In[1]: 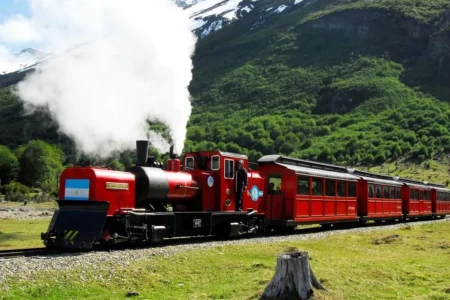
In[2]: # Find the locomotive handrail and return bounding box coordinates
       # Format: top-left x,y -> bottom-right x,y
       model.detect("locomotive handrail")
175,185 -> 200,190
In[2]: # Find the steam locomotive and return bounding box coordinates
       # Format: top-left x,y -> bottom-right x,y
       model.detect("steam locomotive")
41,140 -> 450,249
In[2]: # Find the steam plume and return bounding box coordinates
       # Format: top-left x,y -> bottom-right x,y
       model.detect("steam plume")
11,0 -> 197,156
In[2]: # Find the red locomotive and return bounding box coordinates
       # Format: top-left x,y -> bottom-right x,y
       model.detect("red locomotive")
41,141 -> 450,249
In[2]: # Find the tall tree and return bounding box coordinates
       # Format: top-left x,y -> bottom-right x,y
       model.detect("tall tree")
17,140 -> 64,192
0,145 -> 19,185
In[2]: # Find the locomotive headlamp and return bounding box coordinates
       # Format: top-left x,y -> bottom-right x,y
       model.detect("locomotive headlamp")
225,199 -> 231,207
226,189 -> 231,195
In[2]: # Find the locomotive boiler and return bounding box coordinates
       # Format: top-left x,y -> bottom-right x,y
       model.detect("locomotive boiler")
130,140 -> 199,207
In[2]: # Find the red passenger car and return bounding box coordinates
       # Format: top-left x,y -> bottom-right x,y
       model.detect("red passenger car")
400,179 -> 433,219
434,187 -> 450,217
258,155 -> 359,228
349,170 -> 403,221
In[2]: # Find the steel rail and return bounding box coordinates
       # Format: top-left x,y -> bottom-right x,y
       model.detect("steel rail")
0,247 -> 61,259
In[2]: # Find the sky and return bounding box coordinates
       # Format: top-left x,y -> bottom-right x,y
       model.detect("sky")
0,0 -> 32,53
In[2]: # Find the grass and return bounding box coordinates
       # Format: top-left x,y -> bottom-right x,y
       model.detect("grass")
369,158 -> 450,187
0,200 -> 57,208
0,219 -> 50,250
1,221 -> 449,299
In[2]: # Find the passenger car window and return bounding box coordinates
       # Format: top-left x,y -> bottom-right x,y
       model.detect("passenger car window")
269,175 -> 282,194
383,186 -> 389,198
368,184 -> 374,198
390,187 -> 396,199
338,181 -> 346,197
396,188 -> 401,199
348,182 -> 356,197
376,186 -> 382,198
311,178 -> 323,196
326,179 -> 336,196
297,176 -> 309,195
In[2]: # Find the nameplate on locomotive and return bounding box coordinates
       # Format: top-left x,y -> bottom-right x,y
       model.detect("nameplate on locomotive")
105,182 -> 129,190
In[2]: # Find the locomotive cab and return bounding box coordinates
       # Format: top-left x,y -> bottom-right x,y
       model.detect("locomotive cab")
183,151 -> 265,212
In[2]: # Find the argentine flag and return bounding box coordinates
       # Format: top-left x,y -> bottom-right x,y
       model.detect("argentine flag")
65,179 -> 90,200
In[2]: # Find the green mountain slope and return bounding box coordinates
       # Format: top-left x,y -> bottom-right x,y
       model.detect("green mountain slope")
186,0 -> 450,165
1,0 -> 450,175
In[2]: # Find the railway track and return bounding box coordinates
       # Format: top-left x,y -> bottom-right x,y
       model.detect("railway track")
1,216 -> 447,259
0,247 -> 62,259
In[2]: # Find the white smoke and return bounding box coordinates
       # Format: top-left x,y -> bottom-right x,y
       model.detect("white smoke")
9,0 -> 197,156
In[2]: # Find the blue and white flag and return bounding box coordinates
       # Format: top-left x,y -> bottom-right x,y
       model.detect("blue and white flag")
65,179 -> 90,200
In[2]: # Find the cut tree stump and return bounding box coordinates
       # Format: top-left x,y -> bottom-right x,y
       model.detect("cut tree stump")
260,250 -> 326,300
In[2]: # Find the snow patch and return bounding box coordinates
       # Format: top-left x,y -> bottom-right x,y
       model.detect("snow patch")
274,5 -> 288,13
201,20 -> 223,37
190,18 -> 208,30
241,6 -> 251,13
294,0 -> 304,4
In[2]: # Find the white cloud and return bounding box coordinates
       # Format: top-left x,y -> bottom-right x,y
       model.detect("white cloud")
0,14 -> 40,44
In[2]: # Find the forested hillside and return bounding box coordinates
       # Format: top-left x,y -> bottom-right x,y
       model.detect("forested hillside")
1,0 -> 450,192
186,0 -> 450,165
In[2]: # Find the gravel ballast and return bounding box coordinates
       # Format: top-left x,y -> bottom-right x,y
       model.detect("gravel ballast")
0,206 -> 55,220
0,217 -> 448,285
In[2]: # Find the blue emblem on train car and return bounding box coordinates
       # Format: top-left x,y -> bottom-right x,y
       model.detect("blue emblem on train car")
250,185 -> 263,202
65,179 -> 90,200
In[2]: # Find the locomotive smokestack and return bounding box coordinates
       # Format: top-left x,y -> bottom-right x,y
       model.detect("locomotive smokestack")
170,145 -> 175,159
136,140 -> 149,166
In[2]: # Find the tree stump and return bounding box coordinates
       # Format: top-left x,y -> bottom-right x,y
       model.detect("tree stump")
261,251 -> 326,300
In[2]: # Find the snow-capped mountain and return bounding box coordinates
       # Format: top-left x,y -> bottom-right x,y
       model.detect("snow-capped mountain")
175,0 -> 207,8
0,0 -> 306,76
0,48 -> 52,76
182,0 -> 306,38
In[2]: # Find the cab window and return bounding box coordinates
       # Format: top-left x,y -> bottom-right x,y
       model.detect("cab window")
224,159 -> 234,179
185,157 -> 194,170
211,156 -> 220,170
